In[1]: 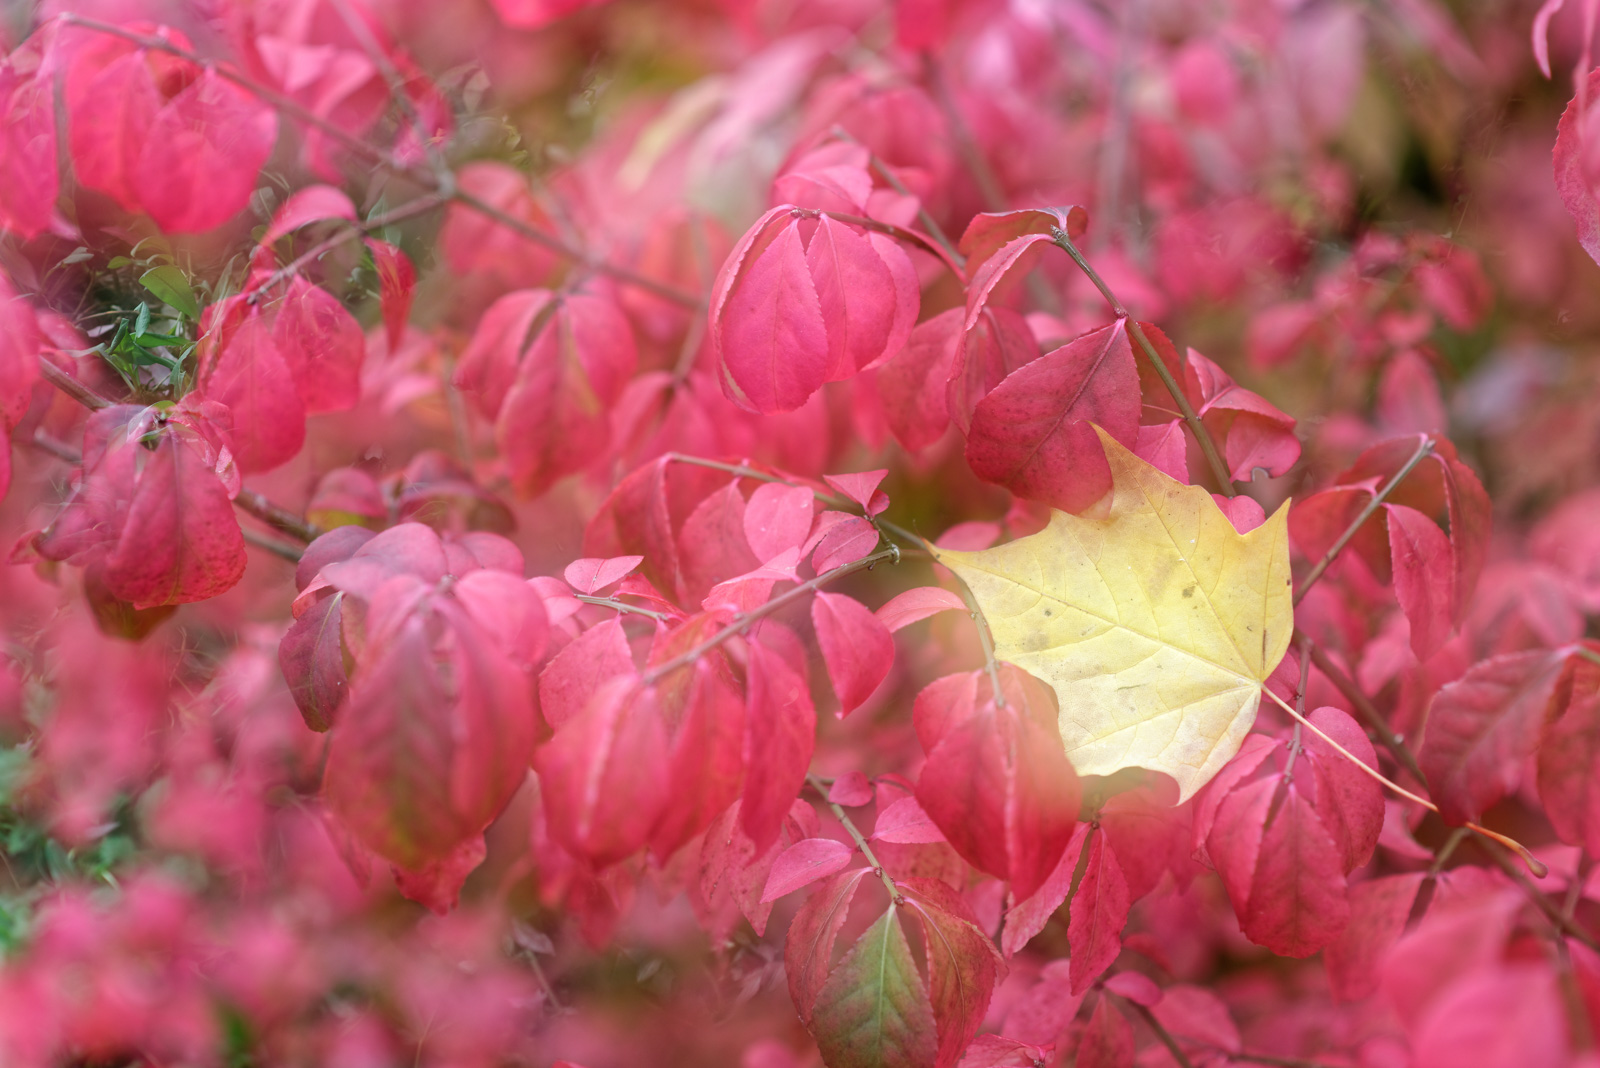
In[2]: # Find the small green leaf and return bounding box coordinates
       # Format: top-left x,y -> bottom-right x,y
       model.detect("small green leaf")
811,906 -> 938,1068
134,301 -> 151,337
140,265 -> 201,320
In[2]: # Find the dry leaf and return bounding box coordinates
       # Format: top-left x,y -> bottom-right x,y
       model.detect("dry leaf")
932,427 -> 1291,801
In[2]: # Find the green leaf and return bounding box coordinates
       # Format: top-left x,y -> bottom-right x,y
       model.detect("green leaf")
811,905 -> 938,1068
140,265 -> 201,320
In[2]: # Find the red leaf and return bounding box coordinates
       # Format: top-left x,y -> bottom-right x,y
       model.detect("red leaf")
537,617 -> 635,731
1184,350 -> 1301,481
0,46 -> 59,239
962,234 -> 1053,333
901,878 -> 1007,1068
1537,652 -> 1600,854
958,207 -> 1087,280
761,838 -> 856,902
1418,648 -> 1568,825
785,866 -> 872,1024
455,290 -> 557,418
1240,780 -> 1351,957
1303,706 -> 1385,874
699,799 -> 818,939
811,905 -> 939,1068
534,679 -> 669,868
365,238 -> 416,352
713,213 -> 830,414
133,70 -> 278,233
563,555 -> 644,594
273,278 -> 365,414
965,320 -> 1138,513
1148,985 -> 1240,1059
878,308 -> 961,450
955,1035 -> 1054,1068
1099,783 -> 1200,901
741,640 -> 817,853
1068,828 -> 1130,994
745,482 -> 816,561
1324,872 -> 1425,1001
677,481 -> 762,605
1386,502 -> 1456,659
824,469 -> 890,515
812,514 -> 881,573
915,666 -> 1080,900
261,185 -> 357,245
450,569 -> 550,671
1076,995 -> 1134,1068
829,771 -> 874,807
812,591 -> 894,716
1410,965 -> 1569,1068
1554,69 -> 1600,266
1103,972 -> 1161,1007
0,275 -> 40,433
807,214 -> 918,379
64,37 -> 160,215
1001,823 -> 1086,958
278,591 -> 349,731
877,587 -> 967,633
649,658 -> 746,861
874,797 -> 947,844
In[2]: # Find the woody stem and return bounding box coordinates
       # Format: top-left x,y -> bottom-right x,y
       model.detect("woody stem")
807,775 -> 901,903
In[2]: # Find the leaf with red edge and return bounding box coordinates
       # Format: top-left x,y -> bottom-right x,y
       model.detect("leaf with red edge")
914,666 -> 1080,901
273,278 -> 365,414
813,591 -> 894,716
1537,651 -> 1600,854
279,591 -> 349,731
1183,350 -> 1301,481
877,587 -> 967,633
741,639 -> 817,853
365,238 -> 416,352
962,235 -> 1053,333
878,308 -> 961,450
563,555 -> 644,594
1068,827 -> 1130,994
762,838 -> 857,902
958,207 -> 1088,280
900,878 -> 1006,1068
1554,69 -> 1600,266
811,905 -> 939,1068
534,679 -> 669,869
391,834 -> 487,915
1419,647 -> 1570,826
260,185 -> 357,245
947,308 -> 1041,436
1324,872 -> 1426,1001
1240,779 -> 1350,957
874,797 -> 946,844
745,482 -> 816,561
786,866 -> 873,1024
965,320 -> 1138,513
133,69 -> 278,233
538,617 -> 635,731
1002,823 -> 1087,958
1386,503 -> 1456,659
1303,706 -> 1385,874
1076,995 -> 1133,1068
713,213 -> 830,414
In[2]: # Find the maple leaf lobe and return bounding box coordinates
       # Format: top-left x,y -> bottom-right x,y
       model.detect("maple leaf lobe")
933,428 -> 1291,801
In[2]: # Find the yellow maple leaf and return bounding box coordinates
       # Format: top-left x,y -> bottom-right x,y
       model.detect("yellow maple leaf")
932,427 -> 1292,802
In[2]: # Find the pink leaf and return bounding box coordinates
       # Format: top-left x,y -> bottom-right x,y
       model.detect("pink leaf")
812,591 -> 894,716
1324,872 -> 1426,1001
1002,823 -> 1087,958
878,308 -> 961,451
1134,420 -> 1188,481
828,771 -> 873,807
741,640 -> 816,853
873,796 -> 947,844
900,878 -> 1007,1068
563,555 -> 644,594
1068,828 -> 1131,994
1241,781 -> 1351,957
713,214 -> 830,413
1304,706 -> 1385,874
811,515 -> 880,573
744,482 -> 816,561
260,185 -> 357,246
1537,652 -> 1600,854
1103,972 -> 1162,1007
876,586 -> 968,633
761,838 -> 856,902
538,617 -> 635,731
273,278 -> 365,414
0,49 -> 59,239
649,658 -> 746,861
1555,69 -> 1600,266
278,591 -> 349,731
391,834 -> 487,915
366,238 -> 416,352
1386,502 -> 1456,659
823,469 -> 890,515
1076,995 -> 1133,1068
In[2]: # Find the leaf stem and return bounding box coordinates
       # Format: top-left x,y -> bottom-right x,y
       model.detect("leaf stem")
812,210 -> 964,280
951,571 -> 1006,709
1294,434 -> 1434,605
241,527 -> 305,562
1477,837 -> 1597,951
249,193 -> 448,300
574,595 -> 674,622
1047,227 -> 1235,495
1262,687 -> 1549,878
639,548 -> 899,684
828,126 -> 965,269
1281,636 -> 1313,781
1117,996 -> 1196,1068
39,357 -> 111,410
234,489 -> 322,543
806,774 -> 900,904
1298,635 -> 1425,782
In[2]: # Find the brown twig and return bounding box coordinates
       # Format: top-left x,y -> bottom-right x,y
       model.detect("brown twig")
39,357 -> 111,411
573,595 -> 673,622
1294,434 -> 1434,604
1047,227 -> 1235,495
828,126 -> 965,269
233,489 -> 322,544
1299,635 -> 1426,783
241,527 -> 305,562
1479,838 -> 1599,952
1119,996 -> 1196,1068
806,774 -> 901,903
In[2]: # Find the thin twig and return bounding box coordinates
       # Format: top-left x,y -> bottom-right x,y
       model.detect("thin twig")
924,56 -> 1007,211
1300,635 -> 1425,782
1119,997 -> 1196,1068
814,209 -> 964,279
574,595 -> 673,622
1295,435 -> 1434,604
234,489 -> 322,544
806,775 -> 901,903
250,193 -> 447,300
829,126 -> 965,269
39,357 -> 112,410
1281,636 -> 1313,780
948,571 -> 1006,709
639,548 -> 898,684
28,429 -> 82,464
1478,838 -> 1598,952
1047,227 -> 1235,495
241,527 -> 305,562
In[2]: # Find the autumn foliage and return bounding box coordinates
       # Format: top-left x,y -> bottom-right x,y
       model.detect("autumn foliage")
4,0 -> 1600,1065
